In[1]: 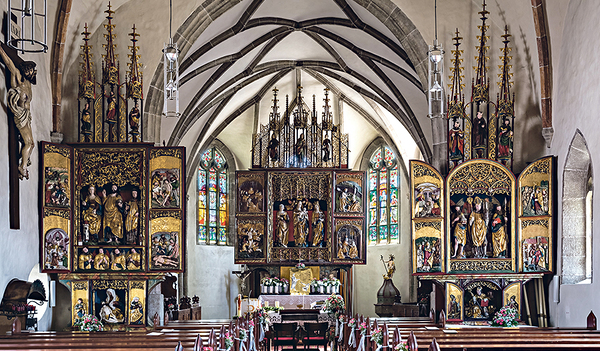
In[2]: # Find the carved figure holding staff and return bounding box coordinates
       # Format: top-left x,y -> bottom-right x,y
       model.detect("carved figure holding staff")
0,45 -> 37,180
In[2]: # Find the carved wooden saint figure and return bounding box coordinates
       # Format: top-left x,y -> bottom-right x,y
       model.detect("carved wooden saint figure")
276,204 -> 289,247
472,111 -> 487,158
497,118 -> 513,164
293,200 -> 309,247
490,204 -> 508,258
448,118 -> 464,167
451,206 -> 467,258
125,189 -> 140,244
469,197 -> 488,258
0,45 -> 36,179
81,102 -> 92,142
102,184 -> 124,243
311,202 -> 325,247
82,185 -> 102,242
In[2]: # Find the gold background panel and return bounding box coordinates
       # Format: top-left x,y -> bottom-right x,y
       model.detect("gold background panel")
44,152 -> 71,170
446,282 -> 463,320
71,281 -> 89,326
128,281 -> 146,325
150,216 -> 182,234
43,215 -> 69,234
150,156 -> 182,171
280,266 -> 320,295
413,175 -> 442,187
503,282 -> 521,317
519,219 -> 551,240
413,222 -> 443,240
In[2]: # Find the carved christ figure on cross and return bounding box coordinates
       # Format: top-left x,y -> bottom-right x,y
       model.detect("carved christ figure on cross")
0,44 -> 37,180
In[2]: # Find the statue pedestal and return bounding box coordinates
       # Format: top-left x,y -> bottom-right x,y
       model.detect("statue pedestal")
374,278 -> 401,317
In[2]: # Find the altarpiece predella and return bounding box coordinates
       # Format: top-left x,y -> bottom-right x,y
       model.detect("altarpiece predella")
411,2 -> 555,325
39,5 -> 185,329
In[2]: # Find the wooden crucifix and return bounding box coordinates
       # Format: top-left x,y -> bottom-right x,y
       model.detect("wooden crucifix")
0,42 -> 38,228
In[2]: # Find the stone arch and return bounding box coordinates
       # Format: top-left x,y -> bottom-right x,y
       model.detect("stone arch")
143,0 -> 429,159
562,130 -> 593,284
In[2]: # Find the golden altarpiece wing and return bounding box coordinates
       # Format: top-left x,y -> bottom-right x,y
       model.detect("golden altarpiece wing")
235,87 -> 365,308
411,2 -> 555,324
39,5 -> 185,329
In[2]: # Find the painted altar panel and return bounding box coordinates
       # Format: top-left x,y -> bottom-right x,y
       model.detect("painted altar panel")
410,161 -> 444,273
71,280 -> 89,326
40,143 -> 73,272
127,281 -> 146,326
503,282 -> 522,320
236,217 -> 267,263
518,156 -> 554,273
237,171 -> 266,214
446,159 -> 516,273
267,171 -> 333,264
148,147 -> 185,273
446,282 -> 463,321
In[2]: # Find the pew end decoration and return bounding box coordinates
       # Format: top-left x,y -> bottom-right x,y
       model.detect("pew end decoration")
322,294 -> 345,315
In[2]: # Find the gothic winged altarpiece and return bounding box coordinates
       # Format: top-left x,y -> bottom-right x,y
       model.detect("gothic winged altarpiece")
40,5 -> 185,329
235,86 -> 364,309
411,1 -> 555,324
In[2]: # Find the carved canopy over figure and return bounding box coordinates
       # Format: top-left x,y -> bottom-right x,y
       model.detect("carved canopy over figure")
0,44 -> 37,180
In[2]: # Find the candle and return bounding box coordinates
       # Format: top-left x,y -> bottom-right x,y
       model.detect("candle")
265,301 -> 269,307
275,301 -> 280,307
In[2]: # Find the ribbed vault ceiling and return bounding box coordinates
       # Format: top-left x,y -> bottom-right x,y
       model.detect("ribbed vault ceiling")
162,0 -> 430,172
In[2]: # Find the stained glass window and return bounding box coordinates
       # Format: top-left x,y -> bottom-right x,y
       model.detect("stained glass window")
368,146 -> 399,244
198,148 -> 228,245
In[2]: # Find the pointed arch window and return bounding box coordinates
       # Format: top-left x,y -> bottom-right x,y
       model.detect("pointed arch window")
198,148 -> 228,245
368,146 -> 399,244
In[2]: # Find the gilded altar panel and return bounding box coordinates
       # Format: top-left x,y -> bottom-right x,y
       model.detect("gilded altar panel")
333,218 -> 365,264
446,282 -> 463,321
41,142 -> 73,273
413,219 -> 443,273
149,148 -> 184,210
518,157 -> 554,273
503,282 -> 521,320
446,159 -> 516,273
266,171 -> 333,264
92,280 -> 129,327
334,171 -> 365,216
149,212 -> 183,272
127,281 -> 146,326
73,146 -> 147,261
410,161 -> 444,273
71,280 -> 89,326
280,266 -> 319,295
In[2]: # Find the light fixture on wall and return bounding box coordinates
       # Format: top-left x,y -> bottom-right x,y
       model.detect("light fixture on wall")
6,0 -> 48,53
428,0 -> 444,118
163,0 -> 180,117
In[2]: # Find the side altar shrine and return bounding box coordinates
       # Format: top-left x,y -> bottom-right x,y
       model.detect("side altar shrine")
411,2 -> 555,325
234,86 -> 365,315
39,6 -> 185,329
